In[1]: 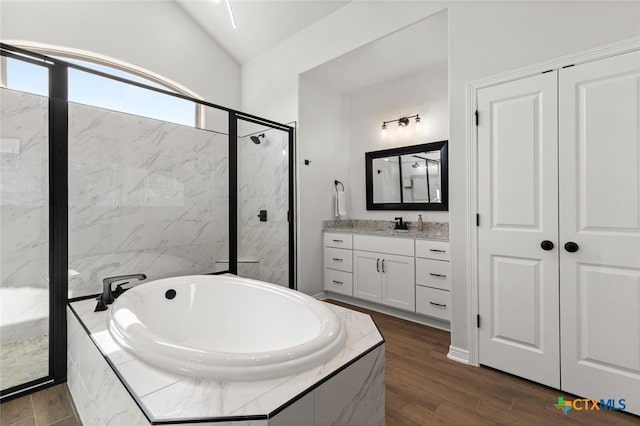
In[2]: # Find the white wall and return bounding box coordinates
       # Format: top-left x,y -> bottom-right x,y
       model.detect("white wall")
243,1 -> 640,352
298,75 -> 349,297
346,62 -> 449,222
0,0 -> 240,109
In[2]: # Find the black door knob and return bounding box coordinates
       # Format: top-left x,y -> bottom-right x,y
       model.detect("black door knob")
540,240 -> 554,251
564,242 -> 579,253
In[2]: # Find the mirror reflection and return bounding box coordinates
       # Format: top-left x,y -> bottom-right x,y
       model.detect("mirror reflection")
400,151 -> 442,203
366,141 -> 448,211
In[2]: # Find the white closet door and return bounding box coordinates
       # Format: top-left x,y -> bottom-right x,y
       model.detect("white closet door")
477,72 -> 560,388
559,50 -> 640,415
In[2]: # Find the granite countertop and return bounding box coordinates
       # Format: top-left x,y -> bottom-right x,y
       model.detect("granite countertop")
323,219 -> 449,241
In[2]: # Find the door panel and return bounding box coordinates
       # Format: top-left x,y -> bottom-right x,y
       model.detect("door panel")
491,255 -> 541,350
381,254 -> 415,312
353,250 -> 382,303
578,265 -> 640,372
478,72 -> 560,388
560,50 -> 640,415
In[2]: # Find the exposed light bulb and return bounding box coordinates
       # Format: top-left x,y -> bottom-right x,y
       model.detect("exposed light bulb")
381,123 -> 387,139
415,115 -> 422,133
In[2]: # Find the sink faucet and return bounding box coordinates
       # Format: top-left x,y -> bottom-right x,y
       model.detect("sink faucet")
394,217 -> 408,230
95,274 -> 146,312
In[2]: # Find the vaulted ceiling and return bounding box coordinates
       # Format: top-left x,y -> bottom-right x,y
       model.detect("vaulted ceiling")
176,0 -> 351,64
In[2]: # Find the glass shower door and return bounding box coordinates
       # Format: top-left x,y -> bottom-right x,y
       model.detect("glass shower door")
236,117 -> 293,288
0,59 -> 50,392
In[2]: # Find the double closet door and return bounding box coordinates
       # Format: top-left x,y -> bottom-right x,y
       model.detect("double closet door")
477,50 -> 640,415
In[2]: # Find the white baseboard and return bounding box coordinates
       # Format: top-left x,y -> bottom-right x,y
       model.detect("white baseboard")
312,291 -> 328,300
325,292 -> 451,332
447,345 -> 471,365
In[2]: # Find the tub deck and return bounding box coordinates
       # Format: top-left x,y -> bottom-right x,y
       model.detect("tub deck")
67,297 -> 384,425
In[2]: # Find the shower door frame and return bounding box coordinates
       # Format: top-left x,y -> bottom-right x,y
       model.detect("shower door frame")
0,43 -> 296,402
230,113 -> 296,290
0,48 -> 69,401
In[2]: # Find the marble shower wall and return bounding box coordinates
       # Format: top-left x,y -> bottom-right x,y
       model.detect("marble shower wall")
0,89 -> 49,290
238,129 -> 289,287
68,103 -> 227,298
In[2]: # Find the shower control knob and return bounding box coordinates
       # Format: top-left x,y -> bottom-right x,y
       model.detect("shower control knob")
540,240 -> 554,251
564,241 -> 579,253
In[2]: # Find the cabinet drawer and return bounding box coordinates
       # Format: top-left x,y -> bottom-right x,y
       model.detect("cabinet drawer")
416,258 -> 451,291
353,234 -> 414,256
324,247 -> 353,272
415,239 -> 450,260
324,232 -> 353,249
324,269 -> 353,296
416,286 -> 451,321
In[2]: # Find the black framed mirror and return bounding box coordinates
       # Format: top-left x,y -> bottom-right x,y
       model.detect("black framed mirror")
365,141 -> 448,211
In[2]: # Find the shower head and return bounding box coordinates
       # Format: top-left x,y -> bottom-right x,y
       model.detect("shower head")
250,133 -> 265,144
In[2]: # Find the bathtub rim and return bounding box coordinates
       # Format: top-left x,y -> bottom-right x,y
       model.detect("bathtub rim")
107,274 -> 348,381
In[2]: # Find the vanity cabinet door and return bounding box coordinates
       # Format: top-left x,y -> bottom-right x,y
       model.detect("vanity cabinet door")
381,254 -> 415,311
353,250 -> 382,303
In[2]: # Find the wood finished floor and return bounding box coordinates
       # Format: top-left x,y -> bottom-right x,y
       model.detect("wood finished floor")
329,300 -> 639,426
1,384 -> 80,426
3,304 -> 639,426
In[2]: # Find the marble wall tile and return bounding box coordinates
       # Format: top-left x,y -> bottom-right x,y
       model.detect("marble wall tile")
268,391 -> 314,426
237,128 -> 289,287
67,103 -> 227,297
67,308 -> 148,426
0,89 -> 49,290
314,346 -> 385,426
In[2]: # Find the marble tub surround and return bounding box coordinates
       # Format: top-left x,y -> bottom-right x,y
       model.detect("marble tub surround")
67,103 -> 228,298
323,219 -> 449,239
67,297 -> 384,424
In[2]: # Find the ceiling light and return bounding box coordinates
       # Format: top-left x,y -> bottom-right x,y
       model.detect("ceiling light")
225,0 -> 237,29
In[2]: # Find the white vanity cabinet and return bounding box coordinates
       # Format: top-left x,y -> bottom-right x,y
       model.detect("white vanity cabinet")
323,230 -> 450,324
323,232 -> 354,296
414,239 -> 451,321
353,235 -> 415,312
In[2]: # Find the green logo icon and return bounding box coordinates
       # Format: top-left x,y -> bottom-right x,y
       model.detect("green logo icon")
554,397 -> 572,415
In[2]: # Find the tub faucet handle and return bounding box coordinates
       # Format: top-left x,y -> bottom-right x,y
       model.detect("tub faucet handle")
95,273 -> 147,312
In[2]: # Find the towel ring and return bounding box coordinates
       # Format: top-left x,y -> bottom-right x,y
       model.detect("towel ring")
334,180 -> 345,192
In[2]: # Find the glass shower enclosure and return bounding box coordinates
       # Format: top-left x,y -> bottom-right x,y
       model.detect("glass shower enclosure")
0,43 -> 295,401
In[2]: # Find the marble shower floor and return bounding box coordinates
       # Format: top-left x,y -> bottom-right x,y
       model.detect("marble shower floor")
0,335 -> 49,390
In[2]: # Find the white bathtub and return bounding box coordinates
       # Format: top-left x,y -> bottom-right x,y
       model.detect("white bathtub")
108,275 -> 346,380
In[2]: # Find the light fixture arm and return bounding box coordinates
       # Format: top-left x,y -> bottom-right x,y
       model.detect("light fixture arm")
381,114 -> 420,126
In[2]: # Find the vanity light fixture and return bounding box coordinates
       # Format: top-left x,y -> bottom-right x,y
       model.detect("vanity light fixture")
380,114 -> 421,138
